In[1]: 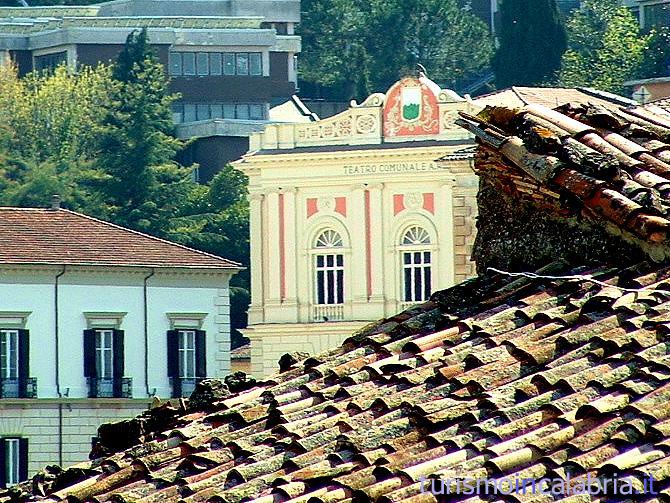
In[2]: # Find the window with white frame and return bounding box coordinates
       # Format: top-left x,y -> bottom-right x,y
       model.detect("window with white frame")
4,438 -> 19,486
178,330 -> 196,379
400,226 -> 432,303
314,230 -> 344,305
1,437 -> 27,488
95,330 -> 114,380
0,330 -> 18,381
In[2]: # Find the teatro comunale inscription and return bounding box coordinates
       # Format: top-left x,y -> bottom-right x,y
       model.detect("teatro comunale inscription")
343,161 -> 445,176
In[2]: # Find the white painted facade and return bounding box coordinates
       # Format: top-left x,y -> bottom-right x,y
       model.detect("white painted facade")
0,264 -> 235,477
236,77 -> 480,377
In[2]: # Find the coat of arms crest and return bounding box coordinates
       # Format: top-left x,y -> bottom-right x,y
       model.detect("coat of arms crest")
401,86 -> 422,122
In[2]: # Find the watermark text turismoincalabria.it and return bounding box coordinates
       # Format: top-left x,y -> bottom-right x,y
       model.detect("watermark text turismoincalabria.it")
419,473 -> 658,497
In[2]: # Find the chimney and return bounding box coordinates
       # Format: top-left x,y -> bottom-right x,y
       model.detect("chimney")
50,194 -> 61,211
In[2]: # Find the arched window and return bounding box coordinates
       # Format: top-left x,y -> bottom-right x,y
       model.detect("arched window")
400,226 -> 432,302
313,230 -> 344,305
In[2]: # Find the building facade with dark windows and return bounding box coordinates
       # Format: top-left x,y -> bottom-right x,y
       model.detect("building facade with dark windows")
0,0 -> 301,181
0,202 -> 240,481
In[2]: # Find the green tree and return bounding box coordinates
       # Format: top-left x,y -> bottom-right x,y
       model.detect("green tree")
95,28 -> 187,234
299,0 -> 369,100
493,0 -> 567,88
168,165 -> 251,347
299,0 -> 493,100
0,62 -> 112,213
0,63 -> 112,166
639,27 -> 670,79
558,0 -> 649,94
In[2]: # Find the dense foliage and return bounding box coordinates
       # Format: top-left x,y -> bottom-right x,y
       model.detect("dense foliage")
0,30 -> 250,347
557,0 -> 648,94
493,0 -> 567,88
299,0 -> 494,100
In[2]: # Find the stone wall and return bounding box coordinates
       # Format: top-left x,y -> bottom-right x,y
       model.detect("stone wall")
452,193 -> 478,283
473,175 -> 646,274
0,401 -> 150,476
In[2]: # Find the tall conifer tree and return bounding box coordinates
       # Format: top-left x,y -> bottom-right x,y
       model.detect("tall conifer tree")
493,0 -> 567,88
95,28 -> 184,233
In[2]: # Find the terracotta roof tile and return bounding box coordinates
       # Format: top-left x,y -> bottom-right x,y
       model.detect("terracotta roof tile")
0,208 -> 240,269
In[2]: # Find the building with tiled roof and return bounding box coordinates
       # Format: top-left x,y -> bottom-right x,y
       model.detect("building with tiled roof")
9,95 -> 670,500
0,201 -> 241,482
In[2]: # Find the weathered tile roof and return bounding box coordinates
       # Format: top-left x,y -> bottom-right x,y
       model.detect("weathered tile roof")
459,102 -> 670,261
472,86 -> 636,111
5,260 -> 670,502
0,208 -> 240,269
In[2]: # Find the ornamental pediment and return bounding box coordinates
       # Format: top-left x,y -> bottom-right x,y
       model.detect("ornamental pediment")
249,76 -> 477,151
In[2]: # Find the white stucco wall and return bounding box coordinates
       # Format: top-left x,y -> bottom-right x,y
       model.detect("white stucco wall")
0,266 -> 233,399
0,264 -> 235,475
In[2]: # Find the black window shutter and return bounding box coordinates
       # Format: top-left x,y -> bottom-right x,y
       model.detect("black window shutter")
112,330 -> 124,398
167,330 -> 180,398
83,330 -> 97,378
0,439 -> 6,488
17,330 -> 29,398
18,438 -> 28,482
166,330 -> 179,378
195,330 -> 206,378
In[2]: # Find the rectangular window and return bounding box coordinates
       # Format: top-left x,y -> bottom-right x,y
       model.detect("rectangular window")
182,52 -> 196,76
249,52 -> 262,75
0,330 -> 18,380
3,438 -> 19,486
644,4 -> 670,29
168,52 -> 182,76
223,104 -> 236,118
236,53 -> 249,75
95,330 -> 114,380
171,103 -> 184,123
210,104 -> 224,119
168,329 -> 206,398
1,437 -> 27,488
315,254 -> 344,305
178,330 -> 196,379
236,104 -> 250,119
223,53 -> 236,75
0,330 -> 29,398
84,329 -> 125,398
196,52 -> 209,76
402,251 -> 432,302
196,104 -> 210,121
209,52 -> 222,75
249,104 -> 264,120
183,104 -> 197,122
34,51 -> 67,72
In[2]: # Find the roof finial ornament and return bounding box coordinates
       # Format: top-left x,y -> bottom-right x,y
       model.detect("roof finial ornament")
50,194 -> 61,211
417,63 -> 428,78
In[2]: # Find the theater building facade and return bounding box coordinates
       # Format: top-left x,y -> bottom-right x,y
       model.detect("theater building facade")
235,76 -> 480,376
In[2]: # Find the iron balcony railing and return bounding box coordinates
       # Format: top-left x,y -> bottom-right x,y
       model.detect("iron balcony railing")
87,377 -> 133,398
0,377 -> 37,398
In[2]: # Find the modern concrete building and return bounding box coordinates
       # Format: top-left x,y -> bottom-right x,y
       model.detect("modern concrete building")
0,0 -> 301,180
623,0 -> 670,29
0,201 -> 240,482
